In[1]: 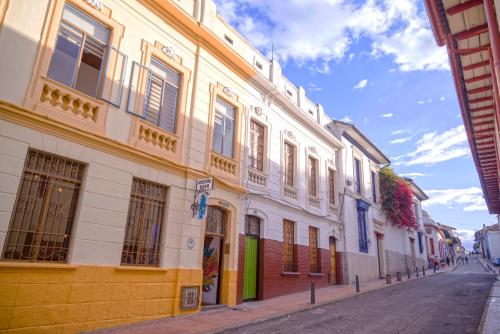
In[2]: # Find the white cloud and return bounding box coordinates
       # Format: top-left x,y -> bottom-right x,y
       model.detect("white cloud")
389,135 -> 413,144
353,79 -> 369,90
340,115 -> 353,123
381,113 -> 393,118
399,172 -> 426,178
417,100 -> 425,104
395,125 -> 470,166
392,129 -> 406,135
440,96 -> 445,101
308,83 -> 322,92
424,187 -> 487,212
214,0 -> 449,73
363,117 -> 368,124
455,229 -> 476,241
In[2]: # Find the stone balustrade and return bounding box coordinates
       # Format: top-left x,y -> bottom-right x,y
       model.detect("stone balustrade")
210,152 -> 237,176
248,168 -> 267,186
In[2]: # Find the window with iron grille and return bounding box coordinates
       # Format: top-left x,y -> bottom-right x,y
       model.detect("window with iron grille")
249,120 -> 264,171
308,157 -> 317,197
328,168 -> 335,205
309,227 -> 320,273
358,209 -> 368,253
418,232 -> 424,254
47,4 -> 110,98
371,171 -> 377,203
354,158 -> 361,194
143,58 -> 180,133
284,142 -> 295,186
283,220 -> 296,272
2,150 -> 85,263
121,178 -> 168,266
212,97 -> 236,158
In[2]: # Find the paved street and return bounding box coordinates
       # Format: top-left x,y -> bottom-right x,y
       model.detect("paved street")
223,257 -> 495,334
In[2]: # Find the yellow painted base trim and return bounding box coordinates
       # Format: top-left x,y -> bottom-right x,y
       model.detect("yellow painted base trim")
0,264 -> 203,334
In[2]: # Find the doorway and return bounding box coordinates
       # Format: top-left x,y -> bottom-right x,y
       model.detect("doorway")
410,237 -> 417,271
376,233 -> 385,279
202,206 -> 226,305
243,216 -> 260,301
329,237 -> 337,284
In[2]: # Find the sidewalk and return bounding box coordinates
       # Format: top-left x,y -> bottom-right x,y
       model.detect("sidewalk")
477,256 -> 500,334
89,265 -> 455,334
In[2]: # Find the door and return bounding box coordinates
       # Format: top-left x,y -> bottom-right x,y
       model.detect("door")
243,215 -> 260,301
202,206 -> 226,305
329,237 -> 337,284
376,234 -> 385,278
243,236 -> 258,300
410,238 -> 417,270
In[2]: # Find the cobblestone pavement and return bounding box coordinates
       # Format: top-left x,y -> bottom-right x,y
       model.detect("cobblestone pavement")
223,256 -> 495,334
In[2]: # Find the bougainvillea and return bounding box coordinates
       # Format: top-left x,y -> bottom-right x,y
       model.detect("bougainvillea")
379,166 -> 418,229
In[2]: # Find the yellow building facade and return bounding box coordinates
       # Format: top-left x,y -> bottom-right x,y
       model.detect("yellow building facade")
0,0 -> 258,332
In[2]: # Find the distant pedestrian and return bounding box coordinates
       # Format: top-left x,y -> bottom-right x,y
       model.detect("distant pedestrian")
465,256 -> 468,265
461,256 -> 465,265
434,256 -> 439,272
446,257 -> 450,266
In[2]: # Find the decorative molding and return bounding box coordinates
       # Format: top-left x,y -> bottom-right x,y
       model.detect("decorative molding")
161,46 -> 176,60
86,0 -> 102,10
260,93 -> 272,106
223,86 -> 233,97
327,158 -> 335,166
284,130 -> 295,141
253,106 -> 263,116
308,146 -> 318,154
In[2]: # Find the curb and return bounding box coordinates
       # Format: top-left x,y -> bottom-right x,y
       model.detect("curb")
210,270 -> 447,334
477,277 -> 500,334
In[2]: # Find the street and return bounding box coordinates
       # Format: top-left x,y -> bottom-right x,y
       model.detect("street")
223,257 -> 496,334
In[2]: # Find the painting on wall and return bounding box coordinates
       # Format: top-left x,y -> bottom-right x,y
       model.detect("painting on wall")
202,235 -> 221,304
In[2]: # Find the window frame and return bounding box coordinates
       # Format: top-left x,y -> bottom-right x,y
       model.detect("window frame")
353,156 -> 363,195
328,167 -> 336,205
248,119 -> 266,172
371,170 -> 378,203
308,156 -> 319,197
283,141 -> 297,187
309,226 -> 320,273
283,219 -> 297,272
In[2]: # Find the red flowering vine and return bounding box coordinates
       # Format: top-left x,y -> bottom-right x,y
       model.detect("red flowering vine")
379,166 -> 417,229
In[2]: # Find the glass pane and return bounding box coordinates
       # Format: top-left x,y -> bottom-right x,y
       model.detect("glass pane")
212,111 -> 224,154
47,22 -> 83,87
223,116 -> 234,158
101,46 -> 127,107
144,74 -> 163,125
62,4 -> 109,44
158,82 -> 178,133
74,36 -> 105,98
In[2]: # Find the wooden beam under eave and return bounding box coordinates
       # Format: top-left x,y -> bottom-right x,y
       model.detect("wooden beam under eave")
454,24 -> 489,40
446,0 -> 484,15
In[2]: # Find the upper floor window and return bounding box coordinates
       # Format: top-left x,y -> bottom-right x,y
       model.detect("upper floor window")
212,97 -> 236,158
249,120 -> 264,171
371,171 -> 377,203
2,150 -> 85,263
284,142 -> 295,186
143,58 -> 180,133
47,4 -> 109,98
414,202 -> 419,223
354,158 -> 362,194
328,168 -> 335,205
308,157 -> 317,196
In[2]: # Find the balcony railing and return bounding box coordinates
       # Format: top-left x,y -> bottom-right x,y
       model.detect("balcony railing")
308,195 -> 321,208
248,168 -> 267,186
283,184 -> 298,199
328,203 -> 339,214
211,152 -> 237,176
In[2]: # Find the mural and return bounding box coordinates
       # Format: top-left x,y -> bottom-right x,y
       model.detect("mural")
202,236 -> 221,304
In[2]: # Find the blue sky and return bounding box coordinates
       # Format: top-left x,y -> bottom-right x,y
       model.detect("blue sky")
214,0 -> 498,249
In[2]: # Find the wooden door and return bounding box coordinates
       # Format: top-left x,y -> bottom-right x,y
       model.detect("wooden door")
329,237 -> 337,284
243,236 -> 258,300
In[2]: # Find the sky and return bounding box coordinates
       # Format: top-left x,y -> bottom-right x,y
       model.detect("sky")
214,0 -> 499,249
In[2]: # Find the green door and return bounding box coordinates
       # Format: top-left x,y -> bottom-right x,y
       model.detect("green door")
243,236 -> 258,300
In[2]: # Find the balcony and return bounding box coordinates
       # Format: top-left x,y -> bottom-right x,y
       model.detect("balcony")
248,168 -> 267,186
283,184 -> 298,199
37,76 -> 107,135
129,118 -> 178,159
329,203 -> 339,215
308,195 -> 321,208
210,152 -> 237,176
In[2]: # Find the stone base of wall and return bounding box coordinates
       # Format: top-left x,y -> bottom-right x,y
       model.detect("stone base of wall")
385,250 -> 427,277
0,264 -> 211,333
345,252 -> 379,283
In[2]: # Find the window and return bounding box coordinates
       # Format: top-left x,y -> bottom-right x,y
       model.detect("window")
371,171 -> 377,202
357,207 -> 368,253
212,97 -> 236,158
354,158 -> 362,194
430,237 -> 435,255
249,120 -> 264,171
2,150 -> 85,262
143,58 -> 180,133
284,142 -> 295,186
309,227 -> 320,273
414,202 -> 419,224
308,157 -> 317,196
121,178 -> 168,266
283,220 -> 296,272
418,232 -> 424,254
224,34 -> 234,45
47,4 -> 109,98
255,61 -> 263,70
328,168 -> 335,205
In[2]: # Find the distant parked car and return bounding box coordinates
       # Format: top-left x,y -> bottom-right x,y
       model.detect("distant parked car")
492,257 -> 500,266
